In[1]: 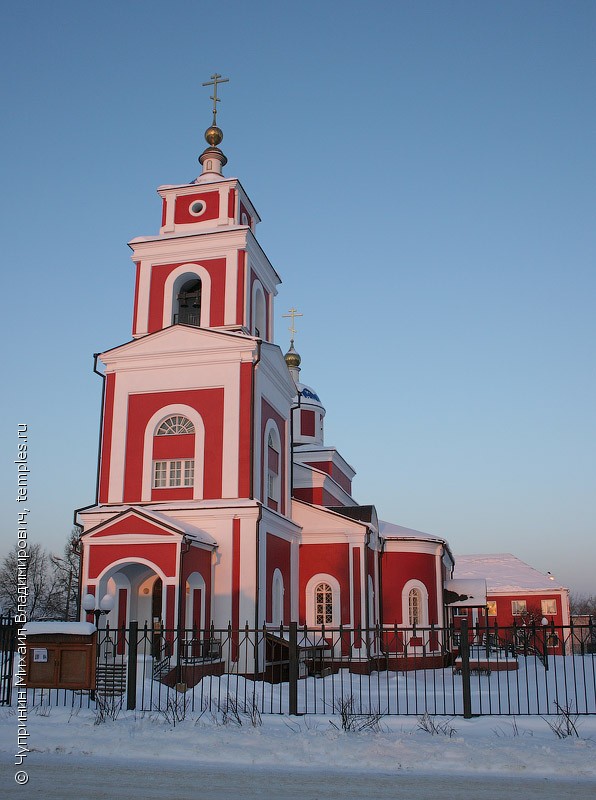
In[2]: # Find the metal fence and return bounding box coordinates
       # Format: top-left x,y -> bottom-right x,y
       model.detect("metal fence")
25,619 -> 596,717
0,615 -> 16,705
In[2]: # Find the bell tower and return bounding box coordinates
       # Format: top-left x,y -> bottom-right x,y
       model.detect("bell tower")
129,75 -> 280,342
78,75 -> 301,636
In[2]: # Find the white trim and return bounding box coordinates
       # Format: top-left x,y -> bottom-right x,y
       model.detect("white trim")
290,539 -> 299,622
162,264 -> 212,329
435,550 -> 444,628
135,262 -> 152,337
221,364 -> 240,498
224,250 -> 237,326
188,199 -> 207,217
348,544 -> 356,631
141,404 -> 205,501
93,556 -> 170,587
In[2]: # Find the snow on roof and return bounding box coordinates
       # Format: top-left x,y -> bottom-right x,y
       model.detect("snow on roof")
454,554 -> 567,593
144,509 -> 217,547
81,506 -> 218,547
379,520 -> 447,544
23,622 -> 96,636
295,382 -> 323,407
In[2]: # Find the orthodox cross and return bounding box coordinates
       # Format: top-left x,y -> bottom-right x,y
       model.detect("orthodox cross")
282,307 -> 303,341
202,73 -> 229,125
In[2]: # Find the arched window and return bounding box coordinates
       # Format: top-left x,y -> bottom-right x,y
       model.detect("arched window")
175,278 -> 202,326
252,281 -> 267,339
368,575 -> 375,627
401,580 -> 429,628
152,414 -> 195,489
142,405 -> 206,501
266,428 -> 280,511
163,266 -> 211,331
156,416 -> 195,436
185,572 -> 206,633
306,574 -> 341,634
408,588 -> 422,626
271,569 -> 284,626
315,582 -> 333,626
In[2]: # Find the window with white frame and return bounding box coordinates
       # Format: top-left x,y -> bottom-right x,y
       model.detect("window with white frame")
267,430 -> 280,509
272,569 -> 284,626
408,588 -> 422,626
156,415 -> 195,436
487,600 -> 497,617
511,599 -> 527,616
315,582 -> 333,626
541,599 -> 557,615
253,283 -> 266,339
153,459 -> 195,488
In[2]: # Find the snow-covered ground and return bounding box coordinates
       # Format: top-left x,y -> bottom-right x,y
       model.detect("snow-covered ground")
1,703 -> 595,798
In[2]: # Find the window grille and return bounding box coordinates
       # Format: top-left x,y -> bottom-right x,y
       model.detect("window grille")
156,416 -> 195,436
315,582 -> 333,625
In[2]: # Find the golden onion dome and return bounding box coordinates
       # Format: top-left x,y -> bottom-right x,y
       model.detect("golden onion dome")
284,345 -> 301,369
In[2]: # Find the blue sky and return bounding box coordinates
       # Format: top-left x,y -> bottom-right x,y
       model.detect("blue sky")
1,1 -> 594,593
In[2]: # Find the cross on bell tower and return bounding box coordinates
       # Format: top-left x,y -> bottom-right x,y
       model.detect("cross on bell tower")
202,73 -> 229,127
198,72 -> 230,178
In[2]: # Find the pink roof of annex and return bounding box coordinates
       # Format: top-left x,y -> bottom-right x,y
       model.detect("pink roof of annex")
454,553 -> 567,593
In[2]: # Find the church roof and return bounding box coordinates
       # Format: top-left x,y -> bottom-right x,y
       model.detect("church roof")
296,382 -> 324,408
453,554 -> 567,592
379,519 -> 448,544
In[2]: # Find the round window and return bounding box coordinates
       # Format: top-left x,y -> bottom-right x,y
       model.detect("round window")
189,200 -> 206,216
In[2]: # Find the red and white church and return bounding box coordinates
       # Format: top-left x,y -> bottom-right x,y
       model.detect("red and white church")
76,86 -> 562,670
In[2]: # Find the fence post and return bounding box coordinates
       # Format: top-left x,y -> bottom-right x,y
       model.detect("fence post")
127,621 -> 138,710
288,621 -> 298,716
459,618 -> 472,719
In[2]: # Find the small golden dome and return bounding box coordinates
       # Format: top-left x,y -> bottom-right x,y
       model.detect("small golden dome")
205,125 -> 223,147
284,346 -> 301,368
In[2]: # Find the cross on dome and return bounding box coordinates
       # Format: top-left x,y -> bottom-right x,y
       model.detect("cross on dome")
282,307 -> 303,345
202,73 -> 229,126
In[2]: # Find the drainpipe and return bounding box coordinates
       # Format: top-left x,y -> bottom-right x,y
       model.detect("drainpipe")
92,353 -> 105,506
72,352 -> 106,619
249,341 -> 262,500
254,503 -> 264,673
378,537 -> 386,634
250,341 -> 262,672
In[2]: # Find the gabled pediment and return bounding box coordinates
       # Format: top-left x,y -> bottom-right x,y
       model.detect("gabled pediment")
82,507 -> 218,548
82,508 -> 183,539
100,325 -> 258,367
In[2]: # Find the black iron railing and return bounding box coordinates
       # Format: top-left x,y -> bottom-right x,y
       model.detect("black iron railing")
22,620 -> 596,717
0,615 -> 16,705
